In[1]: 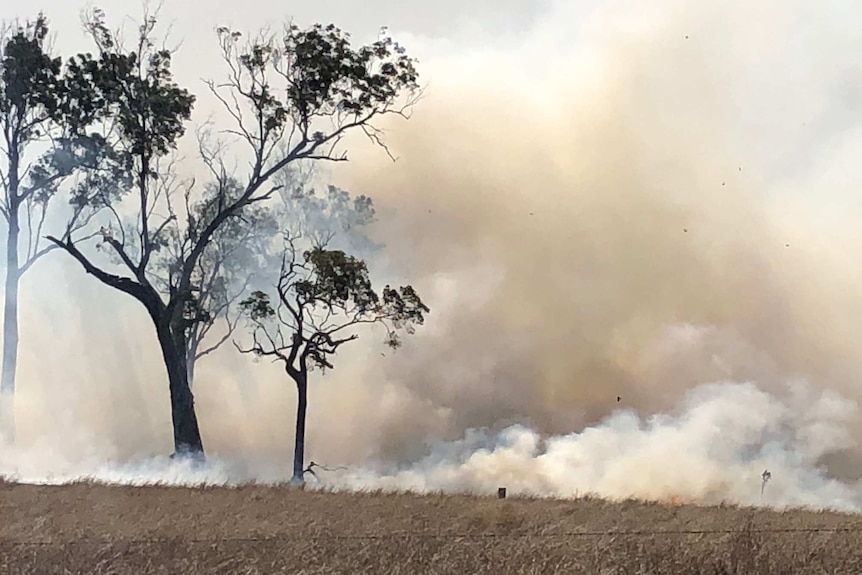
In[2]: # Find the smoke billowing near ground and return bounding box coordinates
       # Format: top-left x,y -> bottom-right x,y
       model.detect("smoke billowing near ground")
3,0 -> 862,511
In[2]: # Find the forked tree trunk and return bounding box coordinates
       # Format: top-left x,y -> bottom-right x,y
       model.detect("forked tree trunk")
157,324 -> 205,458
292,373 -> 308,484
0,210 -> 20,444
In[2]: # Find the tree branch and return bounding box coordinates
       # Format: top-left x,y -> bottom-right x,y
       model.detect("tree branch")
19,243 -> 58,276
47,235 -> 162,315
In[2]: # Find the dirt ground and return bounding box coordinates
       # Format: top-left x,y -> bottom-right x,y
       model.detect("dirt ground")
1,480 -> 861,574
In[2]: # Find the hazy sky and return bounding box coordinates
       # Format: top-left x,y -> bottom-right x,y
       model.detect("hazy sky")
0,0 -> 548,50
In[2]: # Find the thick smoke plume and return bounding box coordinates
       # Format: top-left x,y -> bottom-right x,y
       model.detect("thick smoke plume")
3,0 -> 862,510
334,381 -> 860,510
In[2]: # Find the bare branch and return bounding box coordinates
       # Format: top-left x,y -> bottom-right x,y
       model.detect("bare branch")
19,243 -> 58,276
196,313 -> 238,359
47,235 -> 162,316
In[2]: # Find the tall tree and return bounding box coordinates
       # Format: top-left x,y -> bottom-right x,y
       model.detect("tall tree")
47,9 -> 200,456
238,238 -> 428,483
0,15 -> 97,441
49,12 -> 419,458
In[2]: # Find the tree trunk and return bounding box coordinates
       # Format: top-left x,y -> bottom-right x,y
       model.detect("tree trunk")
186,339 -> 197,391
157,325 -> 205,458
291,373 -> 308,484
0,210 -> 19,444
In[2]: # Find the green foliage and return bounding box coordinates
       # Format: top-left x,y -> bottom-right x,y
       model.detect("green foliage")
380,284 -> 428,345
41,8 -> 202,337
0,9 -> 192,222
79,10 -> 195,162
279,23 -> 418,118
0,13 -> 115,267
188,21 -> 419,356
51,11 -> 195,240
218,20 -> 419,122
213,21 -> 419,165
238,244 -> 428,373
239,290 -> 275,322
296,248 -> 377,311
1,15 -> 69,199
0,14 -> 63,136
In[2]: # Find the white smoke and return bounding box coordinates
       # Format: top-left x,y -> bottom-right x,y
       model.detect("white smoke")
4,370 -> 860,512
328,380 -> 860,511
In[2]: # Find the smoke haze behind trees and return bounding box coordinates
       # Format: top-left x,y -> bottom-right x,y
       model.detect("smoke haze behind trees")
4,0 -> 862,507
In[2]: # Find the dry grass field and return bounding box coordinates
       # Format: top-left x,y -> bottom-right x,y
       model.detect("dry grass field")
1,480 -> 861,574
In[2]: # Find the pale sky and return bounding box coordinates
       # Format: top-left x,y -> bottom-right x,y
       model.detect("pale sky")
0,0 -> 549,51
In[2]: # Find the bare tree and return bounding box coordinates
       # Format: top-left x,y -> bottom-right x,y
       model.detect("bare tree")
238,237 -> 428,483
48,10 -> 419,458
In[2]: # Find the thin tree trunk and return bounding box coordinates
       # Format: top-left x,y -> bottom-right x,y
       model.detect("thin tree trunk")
157,325 -> 205,458
0,209 -> 19,444
292,374 -> 308,484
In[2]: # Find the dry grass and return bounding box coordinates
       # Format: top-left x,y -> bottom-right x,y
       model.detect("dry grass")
1,480 -> 861,573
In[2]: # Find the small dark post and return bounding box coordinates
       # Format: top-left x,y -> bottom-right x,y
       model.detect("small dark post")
498,487 -> 507,499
